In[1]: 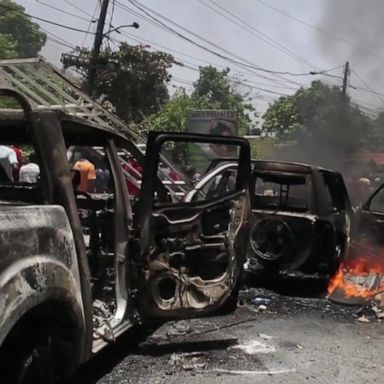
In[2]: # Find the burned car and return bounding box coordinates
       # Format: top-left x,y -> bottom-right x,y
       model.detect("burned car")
249,161 -> 352,273
186,159 -> 352,274
356,181 -> 384,245
0,89 -> 251,383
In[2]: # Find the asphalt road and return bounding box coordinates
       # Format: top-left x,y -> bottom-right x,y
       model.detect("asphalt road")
73,280 -> 384,384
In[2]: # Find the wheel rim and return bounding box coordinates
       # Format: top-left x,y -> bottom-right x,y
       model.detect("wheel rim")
250,219 -> 293,262
16,336 -> 56,384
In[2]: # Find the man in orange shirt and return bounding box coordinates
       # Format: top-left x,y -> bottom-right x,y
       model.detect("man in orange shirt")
73,158 -> 96,193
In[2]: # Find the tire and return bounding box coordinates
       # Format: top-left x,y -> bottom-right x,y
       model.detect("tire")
249,218 -> 294,270
0,324 -> 60,384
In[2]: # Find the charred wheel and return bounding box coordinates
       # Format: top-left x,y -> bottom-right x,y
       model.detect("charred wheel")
250,218 -> 294,267
0,322 -> 60,384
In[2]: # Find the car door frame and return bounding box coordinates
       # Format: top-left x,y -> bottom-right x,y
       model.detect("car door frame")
136,131 -> 251,319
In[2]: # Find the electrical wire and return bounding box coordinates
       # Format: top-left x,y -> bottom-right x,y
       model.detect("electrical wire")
200,0 -> 318,70
64,0 -> 94,18
108,0 -> 116,36
351,69 -> 384,102
35,0 -> 95,23
0,7 -> 77,52
0,3 -> 96,34
117,0 -> 344,95
256,0 -> 384,61
123,0 -> 307,88
46,35 -> 76,50
114,30 -> 314,92
82,1 -> 100,48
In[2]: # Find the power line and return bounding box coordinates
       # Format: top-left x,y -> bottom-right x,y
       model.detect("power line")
46,35 -> 76,50
64,0 -> 94,18
110,31 -> 299,97
351,69 -> 384,103
82,2 -> 100,48
256,0 -> 384,62
114,30 -> 312,93
200,0 -> 318,70
118,0 -> 347,93
0,5 -> 77,51
35,0 -> 96,23
124,0 -> 307,88
113,19 -> 295,89
0,3 -> 96,34
115,3 -> 309,92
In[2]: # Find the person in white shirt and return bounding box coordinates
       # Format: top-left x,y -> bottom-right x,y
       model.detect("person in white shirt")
0,145 -> 18,181
19,154 -> 40,183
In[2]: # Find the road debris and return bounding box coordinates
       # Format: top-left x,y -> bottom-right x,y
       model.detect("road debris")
357,315 -> 370,323
229,340 -> 276,354
251,297 -> 272,306
209,368 -> 296,375
258,333 -> 274,340
168,352 -> 207,371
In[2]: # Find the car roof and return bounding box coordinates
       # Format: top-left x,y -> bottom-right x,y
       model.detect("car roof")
208,157 -> 335,174
0,108 -> 128,142
252,160 -> 333,174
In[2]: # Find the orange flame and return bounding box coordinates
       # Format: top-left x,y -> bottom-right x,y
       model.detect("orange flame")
327,241 -> 384,301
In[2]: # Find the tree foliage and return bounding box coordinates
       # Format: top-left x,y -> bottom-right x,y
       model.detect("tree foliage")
262,81 -> 372,165
192,66 -> 254,134
65,43 -> 177,123
0,0 -> 46,59
142,66 -> 255,135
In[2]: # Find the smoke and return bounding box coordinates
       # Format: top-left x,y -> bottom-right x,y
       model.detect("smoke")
319,0 -> 384,92
267,2 -> 384,182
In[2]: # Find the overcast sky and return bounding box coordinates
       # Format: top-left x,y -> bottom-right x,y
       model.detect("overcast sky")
15,0 -> 384,118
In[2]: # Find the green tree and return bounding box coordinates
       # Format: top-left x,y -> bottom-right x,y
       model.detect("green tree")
140,66 -> 255,135
192,66 -> 254,134
0,0 -> 46,58
65,43 -> 178,123
262,80 -> 372,165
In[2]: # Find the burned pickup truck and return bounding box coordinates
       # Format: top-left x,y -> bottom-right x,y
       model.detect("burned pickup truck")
0,89 -> 251,383
186,159 -> 352,274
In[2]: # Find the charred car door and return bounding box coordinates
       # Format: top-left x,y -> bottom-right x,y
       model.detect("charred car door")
358,184 -> 384,245
136,132 -> 251,318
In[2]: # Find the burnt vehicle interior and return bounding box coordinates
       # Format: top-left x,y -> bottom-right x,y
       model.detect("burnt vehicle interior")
253,171 -> 309,213
358,183 -> 384,245
60,120 -> 138,348
67,144 -> 117,322
135,133 -> 251,318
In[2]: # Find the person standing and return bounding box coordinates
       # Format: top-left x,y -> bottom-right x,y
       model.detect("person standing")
0,145 -> 18,181
19,154 -> 40,183
73,158 -> 96,193
12,145 -> 24,181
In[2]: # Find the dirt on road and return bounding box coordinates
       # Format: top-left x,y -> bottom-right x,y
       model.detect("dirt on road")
73,277 -> 384,384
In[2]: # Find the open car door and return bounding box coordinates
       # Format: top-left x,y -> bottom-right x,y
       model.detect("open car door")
136,131 -> 251,318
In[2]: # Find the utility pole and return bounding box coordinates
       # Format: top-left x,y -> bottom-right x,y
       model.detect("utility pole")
342,61 -> 350,98
88,0 -> 110,95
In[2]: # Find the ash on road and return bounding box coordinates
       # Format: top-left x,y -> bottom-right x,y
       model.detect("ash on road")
74,278 -> 384,384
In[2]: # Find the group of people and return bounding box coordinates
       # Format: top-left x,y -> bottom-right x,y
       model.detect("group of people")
71,151 -> 142,196
0,145 -> 39,183
347,176 -> 382,207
